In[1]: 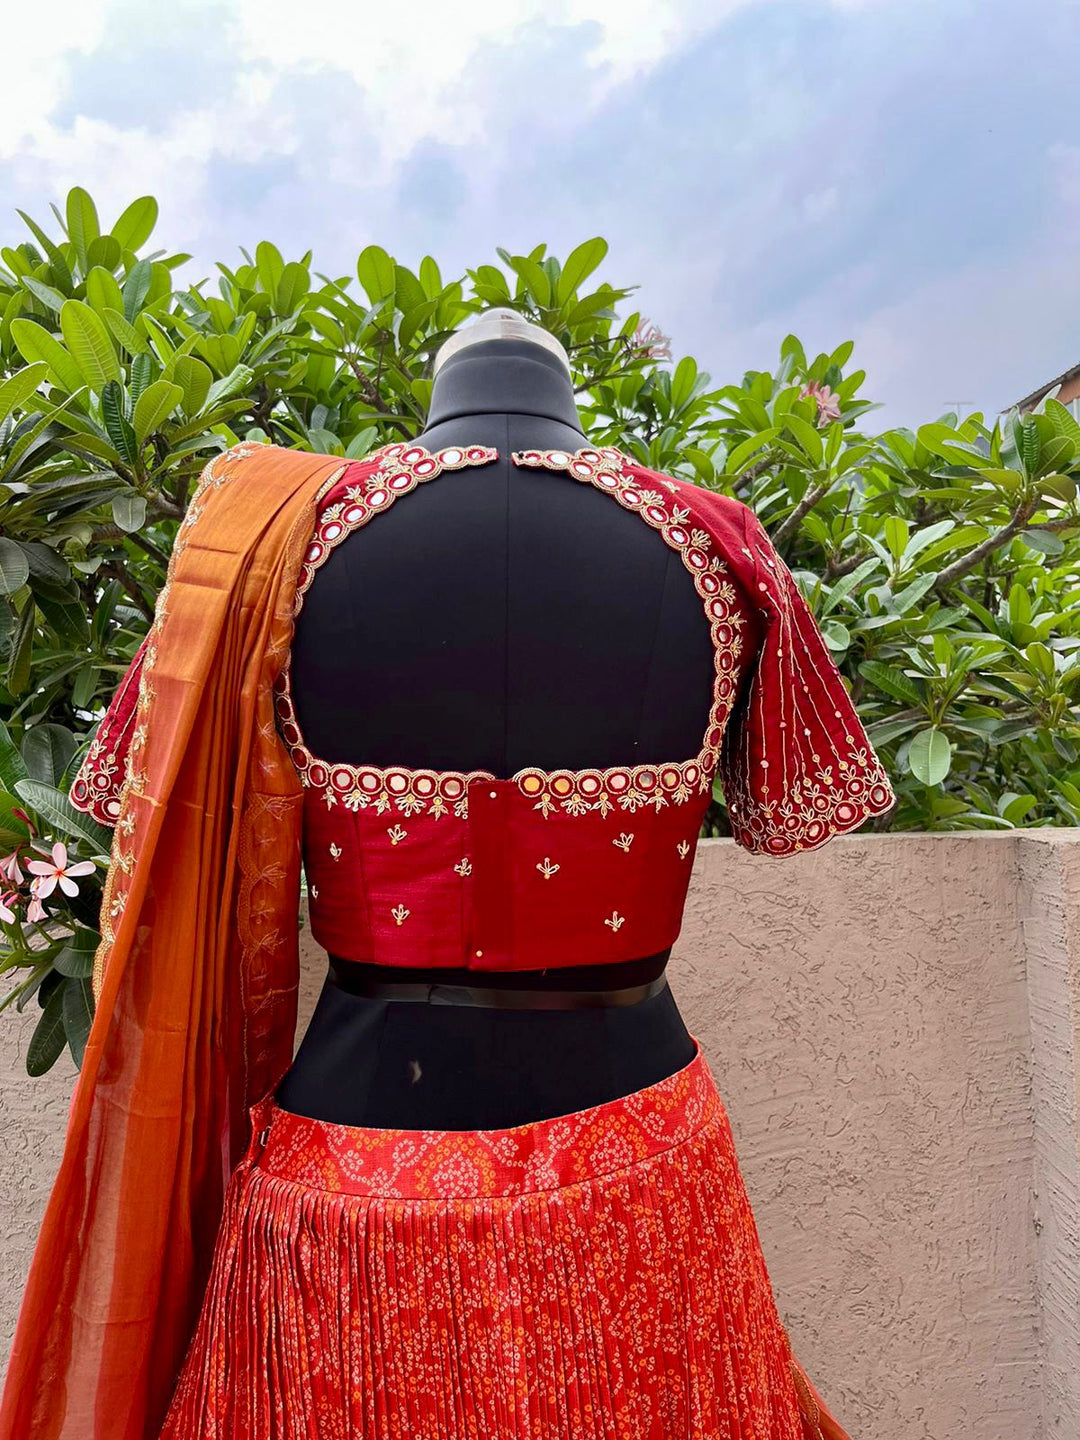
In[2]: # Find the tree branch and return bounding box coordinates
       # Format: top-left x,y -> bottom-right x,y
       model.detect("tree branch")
935,498 -> 1040,588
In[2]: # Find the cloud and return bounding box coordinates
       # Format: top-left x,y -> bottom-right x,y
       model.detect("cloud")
0,0 -> 1075,428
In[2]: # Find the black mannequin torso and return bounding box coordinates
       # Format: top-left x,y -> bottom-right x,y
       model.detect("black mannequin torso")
275,338 -> 710,1127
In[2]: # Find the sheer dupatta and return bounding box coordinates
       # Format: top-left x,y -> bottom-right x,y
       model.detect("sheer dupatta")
0,444 -> 346,1440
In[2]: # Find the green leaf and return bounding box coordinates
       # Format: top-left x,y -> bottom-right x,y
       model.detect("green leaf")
783,413 -> 823,465
33,591 -> 90,647
21,723 -> 77,785
917,423 -> 991,468
72,665 -> 97,711
86,235 -> 122,272
859,660 -> 926,707
60,299 -> 121,391
122,259 -> 152,323
0,790 -> 31,849
202,364 -> 253,411
13,778 -> 114,852
274,261 -> 309,314
66,186 -> 100,274
0,717 -> 29,793
53,926 -> 101,979
21,275 -> 68,314
883,516 -> 909,561
256,240 -> 284,297
1001,793 -> 1037,825
357,245 -> 396,304
670,356 -> 698,412
10,318 -> 86,394
62,977 -> 94,1067
101,379 -> 139,466
5,599 -> 34,696
85,265 -> 124,316
102,305 -> 150,357
27,984 -> 67,1076
110,196 -> 158,252
556,237 -> 608,306
133,380 -> 182,443
511,255 -> 550,308
0,363 -> 48,424
1021,415 -> 1039,473
393,265 -> 426,317
0,537 -> 30,596
1044,397 -> 1080,445
173,355 -> 212,415
111,493 -> 147,532
908,728 -> 952,785
1021,529 -> 1065,556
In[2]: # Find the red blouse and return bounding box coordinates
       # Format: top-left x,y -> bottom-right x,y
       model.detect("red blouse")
71,442 -> 894,973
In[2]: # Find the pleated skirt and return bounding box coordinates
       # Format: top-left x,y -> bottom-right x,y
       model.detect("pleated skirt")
159,1033 -> 843,1440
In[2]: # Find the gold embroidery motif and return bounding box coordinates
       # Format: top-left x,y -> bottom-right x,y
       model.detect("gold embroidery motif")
391,904 -> 410,925
536,857 -> 560,879
387,824 -> 407,845
329,843 -> 342,860
310,886 -> 319,900
83,443 -> 274,995
717,508 -> 896,856
453,857 -> 472,876
677,839 -> 691,858
613,832 -> 634,852
272,443 -> 748,820
604,910 -> 626,932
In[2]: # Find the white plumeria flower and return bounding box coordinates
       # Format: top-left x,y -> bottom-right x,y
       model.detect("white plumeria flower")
26,896 -> 47,923
25,842 -> 95,899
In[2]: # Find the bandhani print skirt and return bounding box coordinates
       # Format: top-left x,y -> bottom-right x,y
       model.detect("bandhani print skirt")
160,1034 -> 849,1440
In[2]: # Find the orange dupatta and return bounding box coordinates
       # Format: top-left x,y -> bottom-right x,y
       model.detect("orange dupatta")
0,443 -> 346,1440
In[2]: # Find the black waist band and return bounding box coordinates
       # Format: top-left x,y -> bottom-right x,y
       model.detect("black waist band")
328,967 -> 670,1010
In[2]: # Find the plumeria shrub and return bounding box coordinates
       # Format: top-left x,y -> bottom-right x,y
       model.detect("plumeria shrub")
1,187 -> 1078,1072
0,718 -> 110,1071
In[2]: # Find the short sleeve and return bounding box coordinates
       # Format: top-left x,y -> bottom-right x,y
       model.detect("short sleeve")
69,634 -> 150,827
717,504 -> 895,856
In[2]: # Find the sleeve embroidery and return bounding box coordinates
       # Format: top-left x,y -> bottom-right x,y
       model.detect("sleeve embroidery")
68,635 -> 150,827
717,504 -> 895,856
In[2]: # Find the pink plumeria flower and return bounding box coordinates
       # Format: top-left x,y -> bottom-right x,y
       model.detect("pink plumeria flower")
0,891 -> 16,924
799,380 -> 842,425
27,876 -> 50,921
0,851 -> 23,885
25,842 -> 95,899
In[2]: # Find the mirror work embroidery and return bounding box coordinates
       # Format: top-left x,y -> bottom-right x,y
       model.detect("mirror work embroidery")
272,441 -> 747,820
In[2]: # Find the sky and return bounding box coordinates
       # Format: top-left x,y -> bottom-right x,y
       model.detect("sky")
1,0 -> 1076,430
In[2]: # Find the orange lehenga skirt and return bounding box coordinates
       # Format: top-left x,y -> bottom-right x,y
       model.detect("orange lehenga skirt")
160,1033 -> 847,1440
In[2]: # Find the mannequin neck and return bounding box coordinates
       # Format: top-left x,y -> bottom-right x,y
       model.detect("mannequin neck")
418,338 -> 586,446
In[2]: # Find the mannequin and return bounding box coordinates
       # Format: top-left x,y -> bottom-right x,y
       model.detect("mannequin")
275,311 -> 713,1128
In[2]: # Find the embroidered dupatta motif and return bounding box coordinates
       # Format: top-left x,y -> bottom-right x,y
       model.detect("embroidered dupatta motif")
1,439 -> 884,1438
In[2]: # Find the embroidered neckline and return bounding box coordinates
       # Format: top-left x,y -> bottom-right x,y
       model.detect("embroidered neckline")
272,441 -> 747,818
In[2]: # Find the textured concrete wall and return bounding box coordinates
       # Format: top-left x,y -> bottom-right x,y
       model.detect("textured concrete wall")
2,831 -> 1072,1437
677,832 -> 1042,1440
1017,833 -> 1080,1435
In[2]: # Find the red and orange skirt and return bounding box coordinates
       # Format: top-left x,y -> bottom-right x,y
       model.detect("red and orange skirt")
160,1034 -> 848,1439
